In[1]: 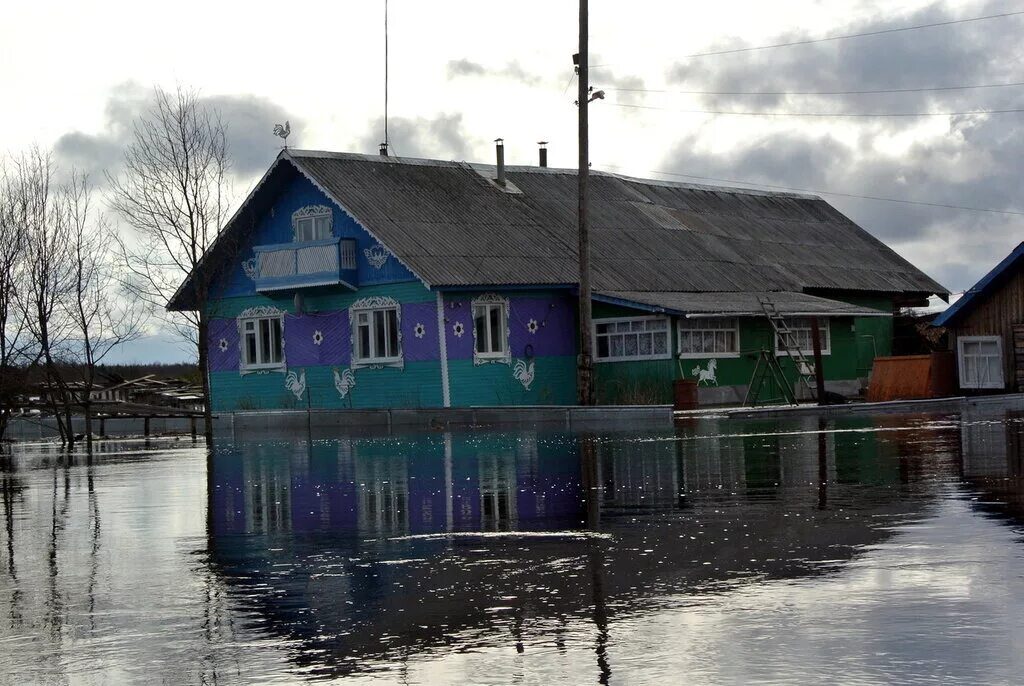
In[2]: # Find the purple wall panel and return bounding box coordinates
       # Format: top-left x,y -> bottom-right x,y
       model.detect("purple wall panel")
208,318 -> 239,372
509,298 -> 576,359
401,302 -> 439,362
285,312 -> 347,367
442,300 -> 475,360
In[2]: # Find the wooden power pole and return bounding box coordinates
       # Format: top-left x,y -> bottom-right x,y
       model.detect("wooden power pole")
577,0 -> 596,405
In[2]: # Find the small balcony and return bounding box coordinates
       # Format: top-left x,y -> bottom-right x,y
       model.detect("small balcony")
253,238 -> 357,292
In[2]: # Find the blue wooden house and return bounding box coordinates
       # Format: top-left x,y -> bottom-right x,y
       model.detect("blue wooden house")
168,148 -> 946,411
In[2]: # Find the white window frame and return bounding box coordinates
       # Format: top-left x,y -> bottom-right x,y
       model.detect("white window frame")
593,315 -> 672,363
292,205 -> 333,243
352,304 -> 402,367
472,294 -> 511,365
957,335 -> 1004,390
678,317 -> 741,359
774,317 -> 831,357
239,314 -> 285,372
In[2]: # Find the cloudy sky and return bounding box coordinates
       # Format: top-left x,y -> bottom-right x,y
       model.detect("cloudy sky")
2,0 -> 1022,362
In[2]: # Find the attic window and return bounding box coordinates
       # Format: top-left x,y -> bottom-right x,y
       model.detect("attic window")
292,205 -> 333,242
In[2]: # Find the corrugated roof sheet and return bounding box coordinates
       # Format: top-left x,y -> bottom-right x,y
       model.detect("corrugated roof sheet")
167,150 -> 947,310
289,150 -> 945,295
596,291 -> 891,317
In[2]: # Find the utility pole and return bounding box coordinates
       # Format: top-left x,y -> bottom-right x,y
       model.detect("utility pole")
576,0 -> 596,406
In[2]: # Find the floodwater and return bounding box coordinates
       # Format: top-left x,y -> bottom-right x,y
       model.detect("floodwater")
2,402 -> 1024,685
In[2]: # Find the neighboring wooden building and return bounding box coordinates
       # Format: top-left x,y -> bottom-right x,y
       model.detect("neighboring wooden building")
933,242 -> 1024,392
167,148 -> 946,410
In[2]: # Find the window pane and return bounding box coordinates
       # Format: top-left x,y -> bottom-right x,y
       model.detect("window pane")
259,319 -> 271,364
387,309 -> 399,357
596,323 -> 611,334
679,331 -> 692,353
474,306 -> 487,353
271,318 -> 282,362
358,323 -> 370,360
489,305 -> 503,353
313,215 -> 330,239
597,336 -> 609,358
639,333 -> 652,355
610,336 -> 623,357
654,332 -> 667,354
245,331 -> 257,365
374,310 -> 386,358
624,335 -> 638,356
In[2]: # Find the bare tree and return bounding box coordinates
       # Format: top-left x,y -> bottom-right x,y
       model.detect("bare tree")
0,159 -> 34,441
61,172 -> 146,454
107,87 -> 232,442
14,148 -> 76,445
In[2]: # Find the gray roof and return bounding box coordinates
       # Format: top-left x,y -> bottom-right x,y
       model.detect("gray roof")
289,150 -> 945,295
167,149 -> 946,311
597,291 -> 891,317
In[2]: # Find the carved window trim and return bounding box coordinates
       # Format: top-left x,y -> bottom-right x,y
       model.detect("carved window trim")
349,296 -> 404,370
472,293 -> 511,366
292,205 -> 334,242
237,306 -> 287,375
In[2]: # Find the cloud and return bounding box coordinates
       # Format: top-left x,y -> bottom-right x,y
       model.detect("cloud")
357,112 -> 481,160
652,1 -> 1024,291
53,82 -> 299,181
445,59 -> 542,86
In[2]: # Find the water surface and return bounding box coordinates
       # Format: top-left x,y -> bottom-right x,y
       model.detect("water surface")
2,402 -> 1024,684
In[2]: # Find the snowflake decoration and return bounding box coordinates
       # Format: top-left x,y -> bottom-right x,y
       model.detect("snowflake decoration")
313,330 -> 324,346
527,319 -> 539,334
217,338 -> 229,352
414,323 -> 426,339
453,322 -> 465,338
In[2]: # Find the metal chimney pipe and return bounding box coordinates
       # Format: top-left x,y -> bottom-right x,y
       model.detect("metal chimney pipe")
495,138 -> 506,186
379,142 -> 388,156
538,141 -> 548,168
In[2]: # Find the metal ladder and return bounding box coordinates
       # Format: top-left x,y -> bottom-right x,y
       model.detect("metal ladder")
758,296 -> 818,402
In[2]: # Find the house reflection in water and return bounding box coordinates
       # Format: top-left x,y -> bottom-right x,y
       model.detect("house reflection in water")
206,416 -> 963,679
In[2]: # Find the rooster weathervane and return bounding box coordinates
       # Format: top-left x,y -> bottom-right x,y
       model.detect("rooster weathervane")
273,120 -> 291,148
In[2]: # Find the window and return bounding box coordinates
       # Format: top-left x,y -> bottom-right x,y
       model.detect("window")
294,213 -> 332,242
958,336 -> 1004,389
292,205 -> 334,242
241,315 -> 284,370
678,317 -> 740,358
353,306 -> 401,364
774,318 -> 830,356
473,299 -> 508,358
594,317 -> 670,362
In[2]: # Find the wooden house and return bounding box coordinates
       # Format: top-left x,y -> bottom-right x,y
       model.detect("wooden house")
167,148 -> 946,411
933,242 -> 1024,392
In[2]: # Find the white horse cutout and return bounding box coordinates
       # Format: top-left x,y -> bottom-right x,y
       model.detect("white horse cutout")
691,359 -> 718,386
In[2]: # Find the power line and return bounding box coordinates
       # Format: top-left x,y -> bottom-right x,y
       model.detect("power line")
677,9 -> 1024,59
608,102 -> 1024,117
599,164 -> 1024,217
602,80 -> 1024,97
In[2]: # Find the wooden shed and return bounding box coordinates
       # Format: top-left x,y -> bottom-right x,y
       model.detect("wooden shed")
933,242 -> 1024,392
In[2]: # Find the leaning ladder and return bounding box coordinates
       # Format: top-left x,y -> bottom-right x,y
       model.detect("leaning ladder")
757,296 -> 818,403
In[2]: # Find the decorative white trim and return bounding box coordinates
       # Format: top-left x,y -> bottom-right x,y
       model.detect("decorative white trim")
237,306 -> 287,375
471,293 -> 511,366
284,369 -> 306,400
217,338 -> 229,352
349,296 -> 404,370
513,359 -> 535,390
333,367 -> 357,398
292,205 -> 334,241
414,323 -> 426,339
242,257 -> 258,281
313,330 -> 324,346
364,243 -> 390,269
526,319 -> 539,334
452,322 -> 465,338
436,292 -> 451,408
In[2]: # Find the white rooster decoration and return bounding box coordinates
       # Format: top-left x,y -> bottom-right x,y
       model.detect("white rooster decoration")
284,369 -> 306,400
333,367 -> 356,399
273,120 -> 291,147
513,359 -> 535,391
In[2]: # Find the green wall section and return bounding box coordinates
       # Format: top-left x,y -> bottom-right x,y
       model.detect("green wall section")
447,356 -> 577,406
592,297 -> 895,405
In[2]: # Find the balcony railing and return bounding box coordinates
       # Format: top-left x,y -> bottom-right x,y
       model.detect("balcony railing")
253,237 -> 357,292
